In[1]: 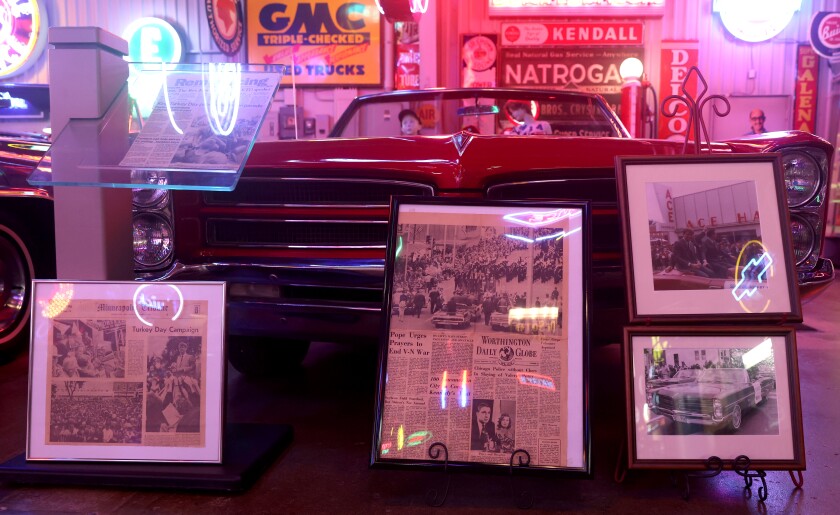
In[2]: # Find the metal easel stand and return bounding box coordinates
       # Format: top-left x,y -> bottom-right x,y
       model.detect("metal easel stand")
424,443 -> 534,509
677,455 -> 804,502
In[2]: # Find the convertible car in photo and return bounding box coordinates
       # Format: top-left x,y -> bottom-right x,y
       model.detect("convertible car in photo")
0,87 -> 834,374
648,367 -> 775,432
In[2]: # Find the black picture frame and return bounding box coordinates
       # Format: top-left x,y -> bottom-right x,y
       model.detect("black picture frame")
616,154 -> 802,323
371,197 -> 591,475
624,325 -> 805,471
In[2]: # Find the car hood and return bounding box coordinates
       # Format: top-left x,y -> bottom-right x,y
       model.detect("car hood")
244,133 -> 818,190
657,383 -> 735,398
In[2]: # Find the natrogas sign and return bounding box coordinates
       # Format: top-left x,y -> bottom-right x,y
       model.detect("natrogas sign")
247,0 -> 382,86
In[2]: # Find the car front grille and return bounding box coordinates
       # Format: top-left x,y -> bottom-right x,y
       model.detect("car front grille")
207,219 -> 389,247
204,177 -> 434,207
656,395 -> 714,414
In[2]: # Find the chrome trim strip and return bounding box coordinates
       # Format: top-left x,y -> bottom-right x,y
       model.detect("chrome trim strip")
144,260 -> 386,281
202,177 -> 434,208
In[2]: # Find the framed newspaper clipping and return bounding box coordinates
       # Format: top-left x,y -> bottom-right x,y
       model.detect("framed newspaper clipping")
625,325 -> 805,470
372,198 -> 591,474
616,154 -> 802,323
27,281 -> 226,463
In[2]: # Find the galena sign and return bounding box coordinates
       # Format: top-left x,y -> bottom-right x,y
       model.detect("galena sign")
247,0 -> 382,86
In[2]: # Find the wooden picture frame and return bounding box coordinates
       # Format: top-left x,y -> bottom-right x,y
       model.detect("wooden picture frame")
616,154 -> 802,323
371,197 -> 591,474
625,325 -> 805,470
27,281 -> 226,463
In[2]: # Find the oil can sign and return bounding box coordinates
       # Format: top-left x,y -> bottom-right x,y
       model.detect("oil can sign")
247,0 -> 382,86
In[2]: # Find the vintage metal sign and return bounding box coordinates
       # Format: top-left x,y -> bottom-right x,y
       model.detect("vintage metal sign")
205,0 -> 244,56
810,11 -> 840,59
658,42 -> 698,142
500,22 -> 644,47
793,45 -> 819,134
247,0 -> 382,86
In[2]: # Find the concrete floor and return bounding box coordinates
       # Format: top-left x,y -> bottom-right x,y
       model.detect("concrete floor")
1,277 -> 838,513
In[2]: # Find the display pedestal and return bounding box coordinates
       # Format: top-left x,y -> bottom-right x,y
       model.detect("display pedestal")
0,423 -> 292,492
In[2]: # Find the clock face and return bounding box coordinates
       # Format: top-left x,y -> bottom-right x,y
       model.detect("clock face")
716,0 -> 801,43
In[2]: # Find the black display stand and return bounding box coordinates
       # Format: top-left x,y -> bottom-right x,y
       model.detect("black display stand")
0,422 -> 292,493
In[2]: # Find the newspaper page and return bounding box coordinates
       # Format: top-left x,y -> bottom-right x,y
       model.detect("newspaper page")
45,298 -> 208,448
119,69 -> 278,169
379,205 -> 579,468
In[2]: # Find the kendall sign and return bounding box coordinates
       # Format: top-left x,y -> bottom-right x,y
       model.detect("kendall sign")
501,22 -> 643,47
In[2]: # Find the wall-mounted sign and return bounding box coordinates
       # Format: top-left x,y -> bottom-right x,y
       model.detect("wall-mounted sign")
395,21 -> 419,90
123,17 -> 184,64
489,0 -> 664,17
810,11 -> 840,59
501,22 -> 643,47
0,0 -> 48,79
658,41 -> 698,141
713,0 -> 801,43
499,46 -> 641,113
794,45 -> 819,134
205,0 -> 245,56
462,34 -> 497,88
247,0 -> 382,87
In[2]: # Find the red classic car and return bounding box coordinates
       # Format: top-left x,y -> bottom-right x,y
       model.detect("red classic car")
0,88 -> 834,375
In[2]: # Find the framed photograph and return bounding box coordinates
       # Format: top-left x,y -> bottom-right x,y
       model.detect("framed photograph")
371,198 -> 591,474
616,154 -> 801,322
625,325 -> 804,470
27,281 -> 226,463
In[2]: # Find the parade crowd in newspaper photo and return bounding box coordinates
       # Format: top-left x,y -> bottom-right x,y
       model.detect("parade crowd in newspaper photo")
379,205 -> 579,468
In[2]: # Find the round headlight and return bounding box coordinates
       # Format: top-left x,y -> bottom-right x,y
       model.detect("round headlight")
132,188 -> 169,208
133,213 -> 173,267
782,151 -> 820,207
789,216 -> 815,265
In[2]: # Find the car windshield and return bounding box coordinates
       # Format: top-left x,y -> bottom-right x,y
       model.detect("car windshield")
332,90 -> 623,138
699,369 -> 746,384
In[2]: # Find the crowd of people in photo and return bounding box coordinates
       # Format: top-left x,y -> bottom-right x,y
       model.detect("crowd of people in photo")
392,226 -> 565,321
145,337 -> 202,433
51,321 -> 126,380
652,227 -> 762,279
50,395 -> 142,444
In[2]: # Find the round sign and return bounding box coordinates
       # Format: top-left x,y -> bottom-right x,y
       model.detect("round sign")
0,0 -> 48,79
716,0 -> 800,43
462,35 -> 497,72
810,11 -> 840,58
503,25 -> 521,45
205,0 -> 244,56
123,17 -> 183,64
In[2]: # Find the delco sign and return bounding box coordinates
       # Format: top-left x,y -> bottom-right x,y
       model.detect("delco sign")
810,11 -> 840,59
247,0 -> 382,86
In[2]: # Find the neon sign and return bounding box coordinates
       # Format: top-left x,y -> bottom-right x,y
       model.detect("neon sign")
0,0 -> 47,78
731,252 -> 773,302
123,18 -> 184,119
503,208 -> 577,228
714,0 -> 801,43
132,284 -> 184,327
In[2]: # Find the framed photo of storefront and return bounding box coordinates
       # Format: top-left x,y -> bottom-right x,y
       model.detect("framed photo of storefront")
371,197 -> 591,475
625,325 -> 805,470
616,154 -> 801,323
26,280 -> 226,463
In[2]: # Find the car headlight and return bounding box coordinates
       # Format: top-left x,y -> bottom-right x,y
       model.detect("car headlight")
133,213 -> 173,267
132,188 -> 169,209
713,399 -> 722,420
782,151 -> 820,207
789,216 -> 815,265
